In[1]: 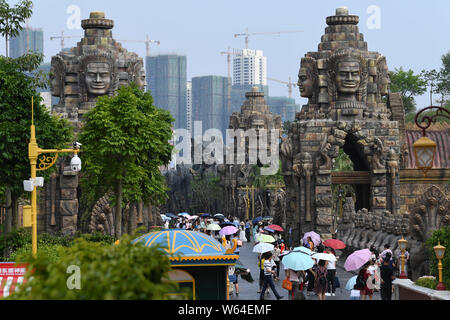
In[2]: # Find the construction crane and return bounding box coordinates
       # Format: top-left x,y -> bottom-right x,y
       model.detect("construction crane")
50,31 -> 81,51
234,28 -> 303,49
119,34 -> 161,56
267,77 -> 298,99
220,47 -> 238,119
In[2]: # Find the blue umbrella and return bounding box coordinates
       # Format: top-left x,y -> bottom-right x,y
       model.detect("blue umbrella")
263,227 -> 275,233
293,246 -> 313,255
252,216 -> 262,224
345,275 -> 358,291
200,213 -> 211,218
165,213 -> 177,219
281,251 -> 315,271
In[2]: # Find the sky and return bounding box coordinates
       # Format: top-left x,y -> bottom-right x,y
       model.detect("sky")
1,0 -> 449,108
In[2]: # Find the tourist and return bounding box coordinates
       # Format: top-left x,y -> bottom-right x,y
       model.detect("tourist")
279,240 -> 285,254
306,236 -> 315,251
314,260 -> 328,300
284,268 -> 301,300
164,219 -> 169,229
239,221 -> 247,243
368,256 -> 381,291
380,244 -> 393,260
380,252 -> 395,300
245,220 -> 251,242
257,254 -> 265,294
359,263 -> 373,300
394,247 -> 409,277
259,252 -> 283,300
272,243 -> 281,280
306,264 -> 316,296
325,248 -> 337,297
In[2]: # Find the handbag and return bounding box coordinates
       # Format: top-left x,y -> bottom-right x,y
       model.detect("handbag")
282,277 -> 293,291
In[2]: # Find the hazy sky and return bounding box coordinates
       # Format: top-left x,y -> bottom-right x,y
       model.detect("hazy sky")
1,0 -> 449,108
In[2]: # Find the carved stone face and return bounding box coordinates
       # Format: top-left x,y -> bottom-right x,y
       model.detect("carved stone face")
380,216 -> 388,232
372,214 -> 381,231
393,216 -> 402,235
336,61 -> 361,94
85,62 -> 111,95
386,216 -> 395,234
298,67 -> 313,98
134,69 -> 146,88
401,216 -> 410,235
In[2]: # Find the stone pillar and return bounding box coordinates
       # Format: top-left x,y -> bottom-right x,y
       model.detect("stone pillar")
59,166 -> 79,236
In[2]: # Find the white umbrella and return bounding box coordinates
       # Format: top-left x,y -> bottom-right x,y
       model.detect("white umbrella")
311,253 -> 337,262
207,223 -> 221,231
253,242 -> 274,254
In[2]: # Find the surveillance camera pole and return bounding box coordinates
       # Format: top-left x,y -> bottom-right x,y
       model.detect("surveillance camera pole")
28,97 -> 80,257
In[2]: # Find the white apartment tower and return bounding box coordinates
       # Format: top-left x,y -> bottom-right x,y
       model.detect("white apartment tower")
186,81 -> 192,135
232,49 -> 267,86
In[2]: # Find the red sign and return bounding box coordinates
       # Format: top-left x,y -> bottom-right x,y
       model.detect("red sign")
0,263 -> 28,299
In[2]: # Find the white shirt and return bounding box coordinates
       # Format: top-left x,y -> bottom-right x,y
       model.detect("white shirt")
264,259 -> 276,276
327,259 -> 336,270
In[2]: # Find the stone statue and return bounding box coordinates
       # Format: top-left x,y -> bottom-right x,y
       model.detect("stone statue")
352,209 -> 368,249
373,210 -> 391,252
359,211 -> 376,249
367,211 -> 382,249
341,196 -> 356,246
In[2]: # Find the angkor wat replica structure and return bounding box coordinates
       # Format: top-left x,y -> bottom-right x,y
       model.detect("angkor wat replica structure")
39,12 -> 148,235
217,87 -> 283,220
280,8 -> 450,279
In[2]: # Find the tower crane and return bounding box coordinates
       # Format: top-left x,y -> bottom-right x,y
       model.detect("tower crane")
50,31 -> 82,51
119,34 -> 161,56
267,77 -> 298,99
234,28 -> 303,49
220,47 -> 241,117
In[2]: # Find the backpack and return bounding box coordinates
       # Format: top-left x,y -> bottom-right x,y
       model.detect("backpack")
354,274 -> 366,290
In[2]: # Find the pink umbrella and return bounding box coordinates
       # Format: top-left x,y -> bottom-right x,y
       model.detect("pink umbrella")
219,226 -> 239,236
344,249 -> 372,271
302,231 -> 321,246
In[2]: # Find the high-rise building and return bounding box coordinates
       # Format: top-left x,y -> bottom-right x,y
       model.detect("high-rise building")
192,76 -> 230,136
232,49 -> 267,86
186,81 -> 192,135
146,54 -> 187,129
9,27 -> 44,58
266,96 -> 301,122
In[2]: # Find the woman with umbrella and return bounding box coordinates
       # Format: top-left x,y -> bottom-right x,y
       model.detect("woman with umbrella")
259,252 -> 284,300
314,259 -> 329,300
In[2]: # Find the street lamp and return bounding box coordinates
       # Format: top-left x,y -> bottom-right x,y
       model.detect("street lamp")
397,237 -> 408,279
433,242 -> 446,291
413,106 -> 450,176
27,97 -> 82,257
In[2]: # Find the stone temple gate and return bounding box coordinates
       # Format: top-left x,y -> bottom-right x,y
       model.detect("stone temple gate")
281,7 -> 405,243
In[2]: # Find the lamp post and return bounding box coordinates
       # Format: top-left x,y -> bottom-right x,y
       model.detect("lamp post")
397,237 -> 408,279
433,242 -> 446,291
28,97 -> 81,257
413,106 -> 450,176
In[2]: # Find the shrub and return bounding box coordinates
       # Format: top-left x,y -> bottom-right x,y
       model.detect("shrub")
8,234 -> 180,300
414,276 -> 438,289
425,227 -> 450,289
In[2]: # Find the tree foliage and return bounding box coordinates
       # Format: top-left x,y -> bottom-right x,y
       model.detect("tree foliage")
0,0 -> 33,57
0,55 -> 73,231
79,84 -> 174,238
425,227 -> 450,290
389,67 -> 427,114
8,234 -> 179,300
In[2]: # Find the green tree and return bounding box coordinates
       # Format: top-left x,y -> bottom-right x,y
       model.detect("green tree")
0,0 -> 33,57
389,67 -> 427,114
79,84 -> 174,239
332,149 -> 355,217
425,227 -> 450,290
8,234 -> 179,300
0,56 -> 73,234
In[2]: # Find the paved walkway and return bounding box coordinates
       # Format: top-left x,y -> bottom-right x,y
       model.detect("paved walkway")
229,240 -> 381,301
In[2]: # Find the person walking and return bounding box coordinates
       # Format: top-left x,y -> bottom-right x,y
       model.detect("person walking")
245,220 -> 251,243
285,268 -> 300,300
239,221 -> 247,243
359,263 -> 374,300
380,252 -> 395,300
314,260 -> 328,300
272,243 -> 281,281
325,248 -> 337,297
260,252 -> 283,300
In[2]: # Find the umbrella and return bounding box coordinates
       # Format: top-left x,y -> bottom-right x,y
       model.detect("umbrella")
235,260 -> 254,283
263,227 -> 275,233
253,242 -> 274,254
206,223 -> 221,231
268,224 -> 284,232
214,214 -> 225,220
281,251 -> 315,271
262,216 -> 272,221
344,249 -> 372,271
257,234 -> 275,243
323,239 -> 346,250
293,246 -> 313,255
302,231 -> 321,246
219,226 -> 239,236
200,213 -> 211,218
345,275 -> 358,291
189,215 -> 199,220
165,213 -> 178,219
220,222 -> 235,228
312,252 -> 337,262
178,212 -> 190,216
160,215 -> 171,222
252,216 -> 263,224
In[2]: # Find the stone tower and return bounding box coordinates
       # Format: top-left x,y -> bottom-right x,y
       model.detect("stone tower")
281,8 -> 403,243
44,12 -> 145,235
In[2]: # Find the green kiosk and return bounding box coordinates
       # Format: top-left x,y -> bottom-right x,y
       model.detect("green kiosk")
133,229 -> 239,300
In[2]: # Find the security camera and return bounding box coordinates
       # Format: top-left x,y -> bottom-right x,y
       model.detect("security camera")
73,142 -> 82,150
70,155 -> 82,172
